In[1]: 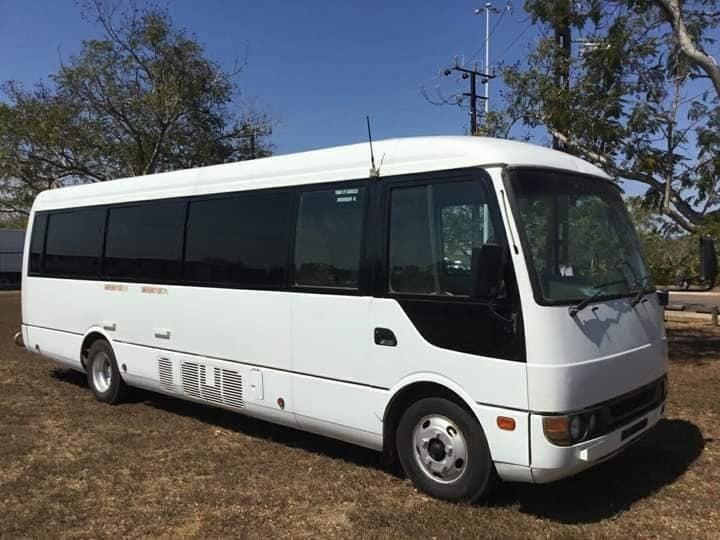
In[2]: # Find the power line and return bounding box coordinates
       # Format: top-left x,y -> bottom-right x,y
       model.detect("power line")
425,3 -> 515,129
467,3 -> 507,64
440,63 -> 495,134
493,23 -> 532,64
474,2 -> 512,113
490,5 -> 508,38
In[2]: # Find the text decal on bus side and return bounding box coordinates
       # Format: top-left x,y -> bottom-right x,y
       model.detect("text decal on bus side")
335,188 -> 359,203
104,284 -> 127,292
141,286 -> 168,295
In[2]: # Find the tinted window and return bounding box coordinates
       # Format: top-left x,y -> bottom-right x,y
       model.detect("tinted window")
184,191 -> 291,286
389,180 -> 496,295
512,170 -> 652,303
104,201 -> 185,281
44,208 -> 106,277
294,186 -> 366,288
388,186 -> 434,293
29,213 -> 48,274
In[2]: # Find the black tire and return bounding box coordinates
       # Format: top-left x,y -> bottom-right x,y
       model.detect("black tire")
86,339 -> 127,404
396,397 -> 496,503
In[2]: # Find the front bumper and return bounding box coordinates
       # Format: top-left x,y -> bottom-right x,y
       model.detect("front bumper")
528,399 -> 665,483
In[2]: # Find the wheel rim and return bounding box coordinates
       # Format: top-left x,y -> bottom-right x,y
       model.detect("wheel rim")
91,351 -> 112,393
412,414 -> 469,484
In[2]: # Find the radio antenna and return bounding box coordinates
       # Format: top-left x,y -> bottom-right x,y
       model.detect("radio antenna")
366,115 -> 380,178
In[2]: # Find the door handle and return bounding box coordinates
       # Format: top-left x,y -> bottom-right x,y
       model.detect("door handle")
374,327 -> 397,347
154,329 -> 171,340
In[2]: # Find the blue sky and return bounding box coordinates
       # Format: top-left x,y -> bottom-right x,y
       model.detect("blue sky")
1,0 -> 718,201
0,0 -> 538,154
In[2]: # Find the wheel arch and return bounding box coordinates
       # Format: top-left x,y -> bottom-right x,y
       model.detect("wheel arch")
79,327 -> 114,370
381,374 -> 483,464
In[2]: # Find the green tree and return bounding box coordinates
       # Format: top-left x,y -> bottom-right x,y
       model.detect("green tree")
0,1 -> 271,220
626,196 -> 697,285
482,0 -> 720,234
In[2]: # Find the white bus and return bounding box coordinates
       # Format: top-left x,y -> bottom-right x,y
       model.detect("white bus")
19,136 -> 676,502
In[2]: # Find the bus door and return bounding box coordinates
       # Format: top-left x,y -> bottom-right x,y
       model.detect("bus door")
289,182 -> 379,441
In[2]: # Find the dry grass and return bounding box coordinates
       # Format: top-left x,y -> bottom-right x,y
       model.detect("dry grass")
0,292 -> 718,538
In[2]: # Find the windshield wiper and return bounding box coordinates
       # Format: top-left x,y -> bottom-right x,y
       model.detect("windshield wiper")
630,275 -> 653,307
568,279 -> 628,318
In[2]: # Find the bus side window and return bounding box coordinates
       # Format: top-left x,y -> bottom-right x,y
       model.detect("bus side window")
44,208 -> 105,278
104,202 -> 185,281
293,186 -> 366,289
184,191 -> 291,287
388,186 -> 436,294
29,213 -> 48,274
388,180 -> 495,296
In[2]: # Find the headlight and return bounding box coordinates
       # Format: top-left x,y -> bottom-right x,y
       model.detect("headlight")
542,411 -> 598,446
569,415 -> 584,440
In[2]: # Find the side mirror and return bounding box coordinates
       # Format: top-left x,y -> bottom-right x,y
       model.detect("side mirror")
700,236 -> 717,287
470,243 -> 505,300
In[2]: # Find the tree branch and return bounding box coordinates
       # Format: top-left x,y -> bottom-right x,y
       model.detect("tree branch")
656,0 -> 720,99
550,129 -> 700,232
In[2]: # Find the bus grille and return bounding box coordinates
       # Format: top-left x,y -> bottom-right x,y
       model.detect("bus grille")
605,376 -> 666,432
221,369 -> 244,409
157,358 -> 175,392
180,361 -> 245,410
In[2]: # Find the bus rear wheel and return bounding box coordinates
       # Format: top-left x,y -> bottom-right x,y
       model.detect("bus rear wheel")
86,340 -> 127,404
396,397 -> 496,503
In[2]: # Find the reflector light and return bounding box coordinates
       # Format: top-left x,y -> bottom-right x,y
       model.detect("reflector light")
497,416 -> 516,431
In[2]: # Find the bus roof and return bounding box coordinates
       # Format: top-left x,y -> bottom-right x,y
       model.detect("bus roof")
32,136 -> 610,211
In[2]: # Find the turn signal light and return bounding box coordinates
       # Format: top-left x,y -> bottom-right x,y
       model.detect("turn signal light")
497,416 -> 516,431
542,412 -> 597,446
542,416 -> 569,443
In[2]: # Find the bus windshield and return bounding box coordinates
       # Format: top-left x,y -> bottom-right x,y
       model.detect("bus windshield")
510,168 -> 653,305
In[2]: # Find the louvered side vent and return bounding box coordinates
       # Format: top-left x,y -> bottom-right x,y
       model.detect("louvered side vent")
179,362 -> 244,410
200,366 -> 223,407
221,369 -> 244,409
157,358 -> 175,392
181,362 -> 201,400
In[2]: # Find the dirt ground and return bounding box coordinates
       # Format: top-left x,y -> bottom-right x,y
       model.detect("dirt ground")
0,292 -> 718,538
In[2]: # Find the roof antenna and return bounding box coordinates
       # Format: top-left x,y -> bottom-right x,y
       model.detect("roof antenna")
366,115 -> 380,178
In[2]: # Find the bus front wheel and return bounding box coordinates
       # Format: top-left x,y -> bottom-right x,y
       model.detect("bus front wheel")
396,397 -> 496,503
86,340 -> 127,404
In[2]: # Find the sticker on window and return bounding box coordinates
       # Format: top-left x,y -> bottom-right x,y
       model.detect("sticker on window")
335,188 -> 359,203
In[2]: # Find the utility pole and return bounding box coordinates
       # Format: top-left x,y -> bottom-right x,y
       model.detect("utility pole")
424,3 -> 508,133
470,70 -> 479,134
474,3 -> 508,114
552,0 -> 571,151
483,3 -> 495,114
443,63 -> 495,134
240,124 -> 272,160
484,4 -> 491,114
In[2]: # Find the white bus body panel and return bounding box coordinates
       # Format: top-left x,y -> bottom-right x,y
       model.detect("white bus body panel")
20,137 -> 667,485
23,277 -> 299,429
290,292 -> 530,465
29,137 -> 607,214
524,296 -> 666,412
529,401 -> 664,482
25,325 -> 83,370
485,167 -> 667,414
